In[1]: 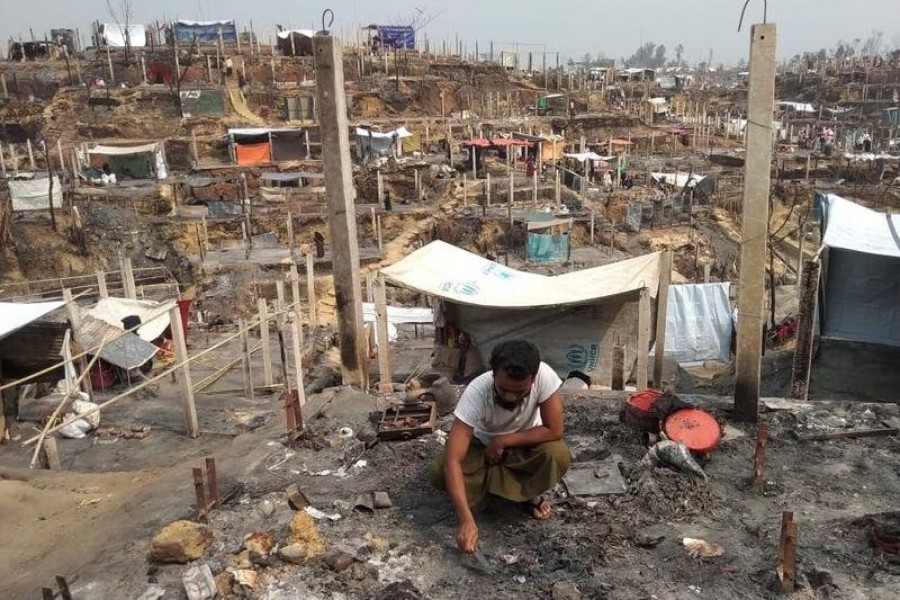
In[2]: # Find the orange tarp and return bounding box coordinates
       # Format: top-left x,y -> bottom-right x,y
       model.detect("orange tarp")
236,142 -> 271,165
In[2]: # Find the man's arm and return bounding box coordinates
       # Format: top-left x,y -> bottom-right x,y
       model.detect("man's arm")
444,419 -> 478,552
496,391 -> 564,449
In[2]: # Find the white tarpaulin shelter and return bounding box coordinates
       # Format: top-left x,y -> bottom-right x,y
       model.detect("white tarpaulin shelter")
381,241 -> 662,383
381,241 -> 660,308
8,176 -> 63,211
361,303 -> 433,346
563,152 -> 614,163
0,301 -> 65,342
85,142 -> 169,180
651,172 -> 707,188
355,127 -> 414,158
818,193 -> 900,347
651,283 -> 733,366
87,298 -> 176,342
100,24 -> 147,48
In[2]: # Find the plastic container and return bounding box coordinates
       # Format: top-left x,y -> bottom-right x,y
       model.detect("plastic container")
664,408 -> 722,453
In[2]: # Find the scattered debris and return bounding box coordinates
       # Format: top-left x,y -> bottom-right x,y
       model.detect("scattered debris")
373,491 -> 393,509
641,440 -> 708,481
182,563 -> 216,600
377,402 -> 437,440
287,511 -> 326,557
285,483 -> 309,509
683,537 -> 725,559
563,456 -> 627,495
551,581 -> 583,600
304,505 -> 341,521
149,521 -> 213,564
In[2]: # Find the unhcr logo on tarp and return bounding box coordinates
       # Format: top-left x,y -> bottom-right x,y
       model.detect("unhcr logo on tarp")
438,281 -> 481,296
565,343 -> 599,371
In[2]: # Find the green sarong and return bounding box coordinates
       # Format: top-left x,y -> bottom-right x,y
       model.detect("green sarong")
429,439 -> 571,508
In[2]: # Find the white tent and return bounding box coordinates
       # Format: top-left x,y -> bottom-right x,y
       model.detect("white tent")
85,142 -> 168,180
0,301 -> 65,342
818,194 -> 900,347
86,298 -> 176,342
100,24 -> 147,48
651,283 -> 733,366
8,176 -> 63,211
381,241 -> 662,382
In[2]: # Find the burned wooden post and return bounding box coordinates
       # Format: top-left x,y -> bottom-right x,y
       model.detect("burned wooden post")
239,319 -> 255,401
41,576 -> 72,600
375,276 -> 393,392
169,305 -> 199,438
39,436 -> 62,470
778,511 -> 798,593
734,23 -> 777,422
258,298 -> 273,386
790,259 -> 820,400
192,458 -> 219,523
636,287 -> 651,391
305,253 -> 318,327
752,422 -> 768,491
653,249 -> 672,388
611,341 -> 625,391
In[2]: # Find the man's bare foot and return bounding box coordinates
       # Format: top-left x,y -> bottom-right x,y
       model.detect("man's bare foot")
525,495 -> 552,520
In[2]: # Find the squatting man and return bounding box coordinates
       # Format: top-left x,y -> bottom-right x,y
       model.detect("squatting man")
430,340 -> 571,553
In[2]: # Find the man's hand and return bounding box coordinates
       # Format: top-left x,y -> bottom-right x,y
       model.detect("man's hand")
457,518 -> 478,553
485,435 -> 506,465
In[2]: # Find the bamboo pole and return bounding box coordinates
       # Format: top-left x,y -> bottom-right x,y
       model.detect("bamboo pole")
22,305 -> 298,446
29,335 -> 109,468
258,298 -> 273,386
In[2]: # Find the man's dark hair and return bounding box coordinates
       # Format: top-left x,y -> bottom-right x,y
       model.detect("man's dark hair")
489,340 -> 541,380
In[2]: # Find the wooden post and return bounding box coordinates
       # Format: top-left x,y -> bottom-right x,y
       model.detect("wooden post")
26,139 -> 36,170
779,512 -> 798,594
462,173 -> 468,206
96,271 -> 108,298
508,171 -> 514,225
286,212 -> 294,248
376,169 -> 384,205
313,34 -> 367,387
376,215 -> 383,250
590,210 -> 595,245
239,319 -> 255,400
40,436 -> 62,470
611,342 -> 625,391
636,287 -> 650,391
703,262 -> 712,283
735,23 -> 777,422
258,298 -> 273,386
56,140 -> 65,173
289,264 -> 303,326
752,423 -> 768,491
305,253 -> 318,327
555,168 -> 560,204
652,250 -> 672,388
290,319 -> 306,406
365,272 -> 375,303
532,169 -> 538,207
486,172 -> 491,206
120,255 -> 137,299
790,259 -> 820,400
375,277 -> 393,392
169,305 -> 199,438
0,142 -> 6,177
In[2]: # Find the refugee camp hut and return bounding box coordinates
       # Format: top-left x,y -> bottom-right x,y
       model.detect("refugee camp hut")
363,25 -> 416,52
7,175 -> 63,213
380,241 -> 665,386
0,300 -> 68,384
82,142 -> 169,181
228,128 -> 310,165
355,127 -> 413,161
793,194 -> 900,400
99,23 -> 147,48
172,20 -> 238,45
522,213 -> 573,263
276,30 -> 315,57
512,133 -> 566,163
535,94 -> 569,117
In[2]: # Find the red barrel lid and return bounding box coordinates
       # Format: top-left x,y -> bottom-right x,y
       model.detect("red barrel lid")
627,390 -> 663,413
664,408 -> 721,453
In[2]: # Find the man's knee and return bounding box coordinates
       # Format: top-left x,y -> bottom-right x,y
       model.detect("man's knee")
428,455 -> 447,491
535,440 -> 572,474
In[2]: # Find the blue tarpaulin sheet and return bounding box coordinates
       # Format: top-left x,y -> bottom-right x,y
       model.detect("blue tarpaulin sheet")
378,26 -> 415,50
174,20 -> 237,44
527,232 -> 569,263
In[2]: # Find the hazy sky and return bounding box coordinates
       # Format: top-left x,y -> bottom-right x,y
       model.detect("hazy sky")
4,0 -> 899,64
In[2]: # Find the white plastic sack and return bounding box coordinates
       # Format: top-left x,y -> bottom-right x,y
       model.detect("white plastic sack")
72,399 -> 101,429
59,414 -> 92,439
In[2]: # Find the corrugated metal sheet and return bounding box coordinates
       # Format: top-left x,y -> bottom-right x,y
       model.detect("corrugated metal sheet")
77,315 -> 157,370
